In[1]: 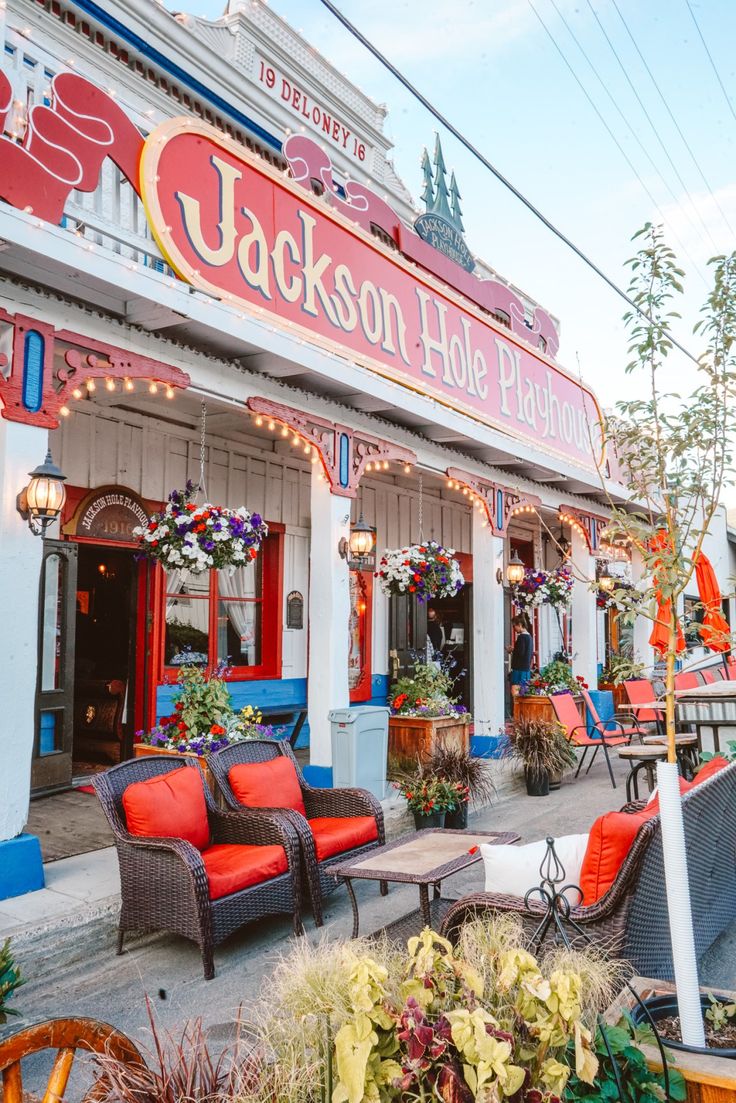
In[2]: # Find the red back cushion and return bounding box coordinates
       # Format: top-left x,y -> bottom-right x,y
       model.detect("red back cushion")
579,804 -> 659,905
122,766 -> 209,851
692,756 -> 730,786
228,756 -> 306,817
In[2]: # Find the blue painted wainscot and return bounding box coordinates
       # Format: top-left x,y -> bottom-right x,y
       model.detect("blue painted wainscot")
0,834 -> 44,901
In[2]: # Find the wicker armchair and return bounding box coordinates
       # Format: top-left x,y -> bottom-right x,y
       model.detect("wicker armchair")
93,755 -> 303,979
440,762 -> 736,981
209,740 -> 385,926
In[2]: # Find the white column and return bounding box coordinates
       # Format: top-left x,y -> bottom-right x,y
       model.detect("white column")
570,528 -> 598,685
307,468 -> 350,766
631,547 -> 655,670
472,513 -> 505,737
0,421 -> 46,841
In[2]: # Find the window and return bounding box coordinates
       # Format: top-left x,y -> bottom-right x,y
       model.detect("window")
161,529 -> 282,679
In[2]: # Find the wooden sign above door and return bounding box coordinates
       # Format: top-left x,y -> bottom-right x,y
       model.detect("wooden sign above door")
64,485 -> 150,544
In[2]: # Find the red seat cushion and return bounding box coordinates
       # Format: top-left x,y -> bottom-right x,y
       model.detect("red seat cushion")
579,804 -> 659,906
692,756 -> 730,786
228,757 -> 307,817
122,766 -> 210,851
201,843 -> 288,900
308,816 -> 378,862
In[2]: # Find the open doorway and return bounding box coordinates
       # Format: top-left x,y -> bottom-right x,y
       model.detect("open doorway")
73,544 -> 138,774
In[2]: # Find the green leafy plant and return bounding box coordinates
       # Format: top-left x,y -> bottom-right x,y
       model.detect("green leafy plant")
390,657 -> 470,719
599,654 -> 647,686
705,992 -> 736,1033
701,739 -> 736,765
503,718 -> 578,779
0,939 -> 23,1024
392,773 -> 460,816
566,1014 -> 686,1103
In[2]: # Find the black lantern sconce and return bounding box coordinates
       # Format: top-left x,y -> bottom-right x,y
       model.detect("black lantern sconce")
16,450 -> 67,537
338,513 -> 376,567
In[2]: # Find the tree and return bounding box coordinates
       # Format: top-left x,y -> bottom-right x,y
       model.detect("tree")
595,223 -> 736,1046
420,147 -> 435,212
449,170 -> 464,233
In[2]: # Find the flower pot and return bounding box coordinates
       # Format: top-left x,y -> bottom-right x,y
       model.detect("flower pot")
133,743 -> 215,793
513,694 -> 584,727
525,768 -> 550,797
444,803 -> 469,829
630,993 -> 736,1059
413,810 -> 446,830
548,767 -> 562,791
388,716 -> 470,768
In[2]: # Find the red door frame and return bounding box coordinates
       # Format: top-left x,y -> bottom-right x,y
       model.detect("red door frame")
349,568 -> 373,703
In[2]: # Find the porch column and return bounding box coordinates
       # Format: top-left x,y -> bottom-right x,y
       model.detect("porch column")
570,527 -> 597,685
307,468 -> 350,766
0,421 -> 45,841
472,513 -> 506,737
631,547 -> 655,670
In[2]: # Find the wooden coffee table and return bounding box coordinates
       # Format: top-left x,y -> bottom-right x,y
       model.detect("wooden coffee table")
331,829 -> 520,938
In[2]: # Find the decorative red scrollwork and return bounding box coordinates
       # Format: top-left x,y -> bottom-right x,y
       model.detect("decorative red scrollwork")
0,69 -> 143,225
446,466 -> 542,536
559,505 -> 617,557
246,397 -> 416,497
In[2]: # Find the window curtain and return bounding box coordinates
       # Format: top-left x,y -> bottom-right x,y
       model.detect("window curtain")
218,568 -> 258,663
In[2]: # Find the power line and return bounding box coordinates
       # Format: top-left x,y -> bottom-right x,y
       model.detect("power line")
610,0 -> 736,243
585,0 -> 723,253
531,0 -> 709,287
315,0 -> 701,366
685,0 -> 736,129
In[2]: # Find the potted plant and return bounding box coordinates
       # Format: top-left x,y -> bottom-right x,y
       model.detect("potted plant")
504,717 -> 577,795
134,480 -> 268,575
424,737 -> 495,828
599,653 -> 647,710
388,656 -> 471,766
0,939 -> 23,1039
393,773 -> 455,830
513,659 -> 587,726
134,661 -> 277,788
376,540 -> 464,601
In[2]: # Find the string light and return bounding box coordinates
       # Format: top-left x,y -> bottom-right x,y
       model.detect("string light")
149,382 -> 158,394
165,386 -> 175,399
280,426 -> 289,437
71,387 -> 83,400
59,405 -> 70,417
124,378 -> 134,391
255,415 -> 264,426
105,378 -> 115,391
85,379 -> 95,392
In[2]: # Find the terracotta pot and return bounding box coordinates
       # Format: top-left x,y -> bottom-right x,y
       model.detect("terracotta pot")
133,743 -> 215,793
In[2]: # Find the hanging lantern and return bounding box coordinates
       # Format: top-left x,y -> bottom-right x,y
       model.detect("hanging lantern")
598,565 -> 616,593
349,514 -> 375,560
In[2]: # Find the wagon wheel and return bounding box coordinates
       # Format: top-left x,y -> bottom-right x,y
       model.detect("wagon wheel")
0,1017 -> 144,1103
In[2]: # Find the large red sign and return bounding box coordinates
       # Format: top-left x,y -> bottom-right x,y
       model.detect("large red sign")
141,120 -> 602,469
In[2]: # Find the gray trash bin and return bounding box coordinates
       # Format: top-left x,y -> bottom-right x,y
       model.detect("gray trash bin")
328,706 -> 390,800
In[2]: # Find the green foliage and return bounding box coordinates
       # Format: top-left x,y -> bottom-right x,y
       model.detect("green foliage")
565,1014 -> 686,1103
392,774 -> 461,815
390,658 -> 468,718
599,654 -> 647,686
173,663 -> 233,736
705,992 -> 736,1033
700,739 -> 736,764
0,939 -> 24,1024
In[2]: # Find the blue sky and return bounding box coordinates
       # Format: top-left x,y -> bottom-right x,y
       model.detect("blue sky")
166,0 -> 736,497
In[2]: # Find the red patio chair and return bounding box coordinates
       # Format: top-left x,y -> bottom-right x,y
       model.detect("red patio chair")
624,679 -> 662,724
550,691 -> 631,789
726,656 -> 736,680
698,669 -> 716,685
675,672 -> 700,692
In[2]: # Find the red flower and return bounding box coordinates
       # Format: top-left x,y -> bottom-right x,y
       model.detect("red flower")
148,521 -> 157,532
210,724 -> 225,735
177,721 -> 186,731
409,585 -> 416,592
185,503 -> 197,512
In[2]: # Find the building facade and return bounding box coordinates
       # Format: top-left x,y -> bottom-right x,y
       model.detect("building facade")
1,0 -> 733,872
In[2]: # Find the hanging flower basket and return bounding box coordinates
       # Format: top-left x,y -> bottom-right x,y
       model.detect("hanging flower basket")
511,562 -> 573,610
376,540 -> 464,601
134,481 -> 268,575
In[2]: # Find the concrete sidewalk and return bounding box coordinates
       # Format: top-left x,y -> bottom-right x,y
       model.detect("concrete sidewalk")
3,757 -> 734,1048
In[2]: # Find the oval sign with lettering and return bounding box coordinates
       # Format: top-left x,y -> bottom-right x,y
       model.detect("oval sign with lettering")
67,485 -> 150,543
140,120 -> 604,471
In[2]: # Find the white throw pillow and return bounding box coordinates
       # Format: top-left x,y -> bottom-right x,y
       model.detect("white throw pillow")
481,833 -> 589,905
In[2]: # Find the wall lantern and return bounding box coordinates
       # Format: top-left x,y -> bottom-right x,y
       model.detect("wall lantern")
497,549 -> 526,586
598,566 -> 616,593
17,450 -> 67,537
338,513 -> 376,564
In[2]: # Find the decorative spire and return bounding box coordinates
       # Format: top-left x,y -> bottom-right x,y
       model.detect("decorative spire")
420,147 -> 435,212
449,170 -> 463,233
430,134 -> 452,221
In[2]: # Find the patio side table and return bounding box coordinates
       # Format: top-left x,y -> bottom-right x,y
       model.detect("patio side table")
330,829 -> 520,939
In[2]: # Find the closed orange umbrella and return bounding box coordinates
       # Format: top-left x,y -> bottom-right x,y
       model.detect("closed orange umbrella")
649,530 -> 685,656
694,551 -> 731,653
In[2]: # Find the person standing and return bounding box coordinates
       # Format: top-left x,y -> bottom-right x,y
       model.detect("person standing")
427,606 -> 446,660
508,612 -> 533,695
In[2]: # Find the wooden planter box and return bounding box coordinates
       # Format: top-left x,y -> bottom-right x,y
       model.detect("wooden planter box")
388,715 -> 470,766
512,694 -> 584,727
606,977 -> 736,1102
133,743 -> 215,792
598,681 -> 628,711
